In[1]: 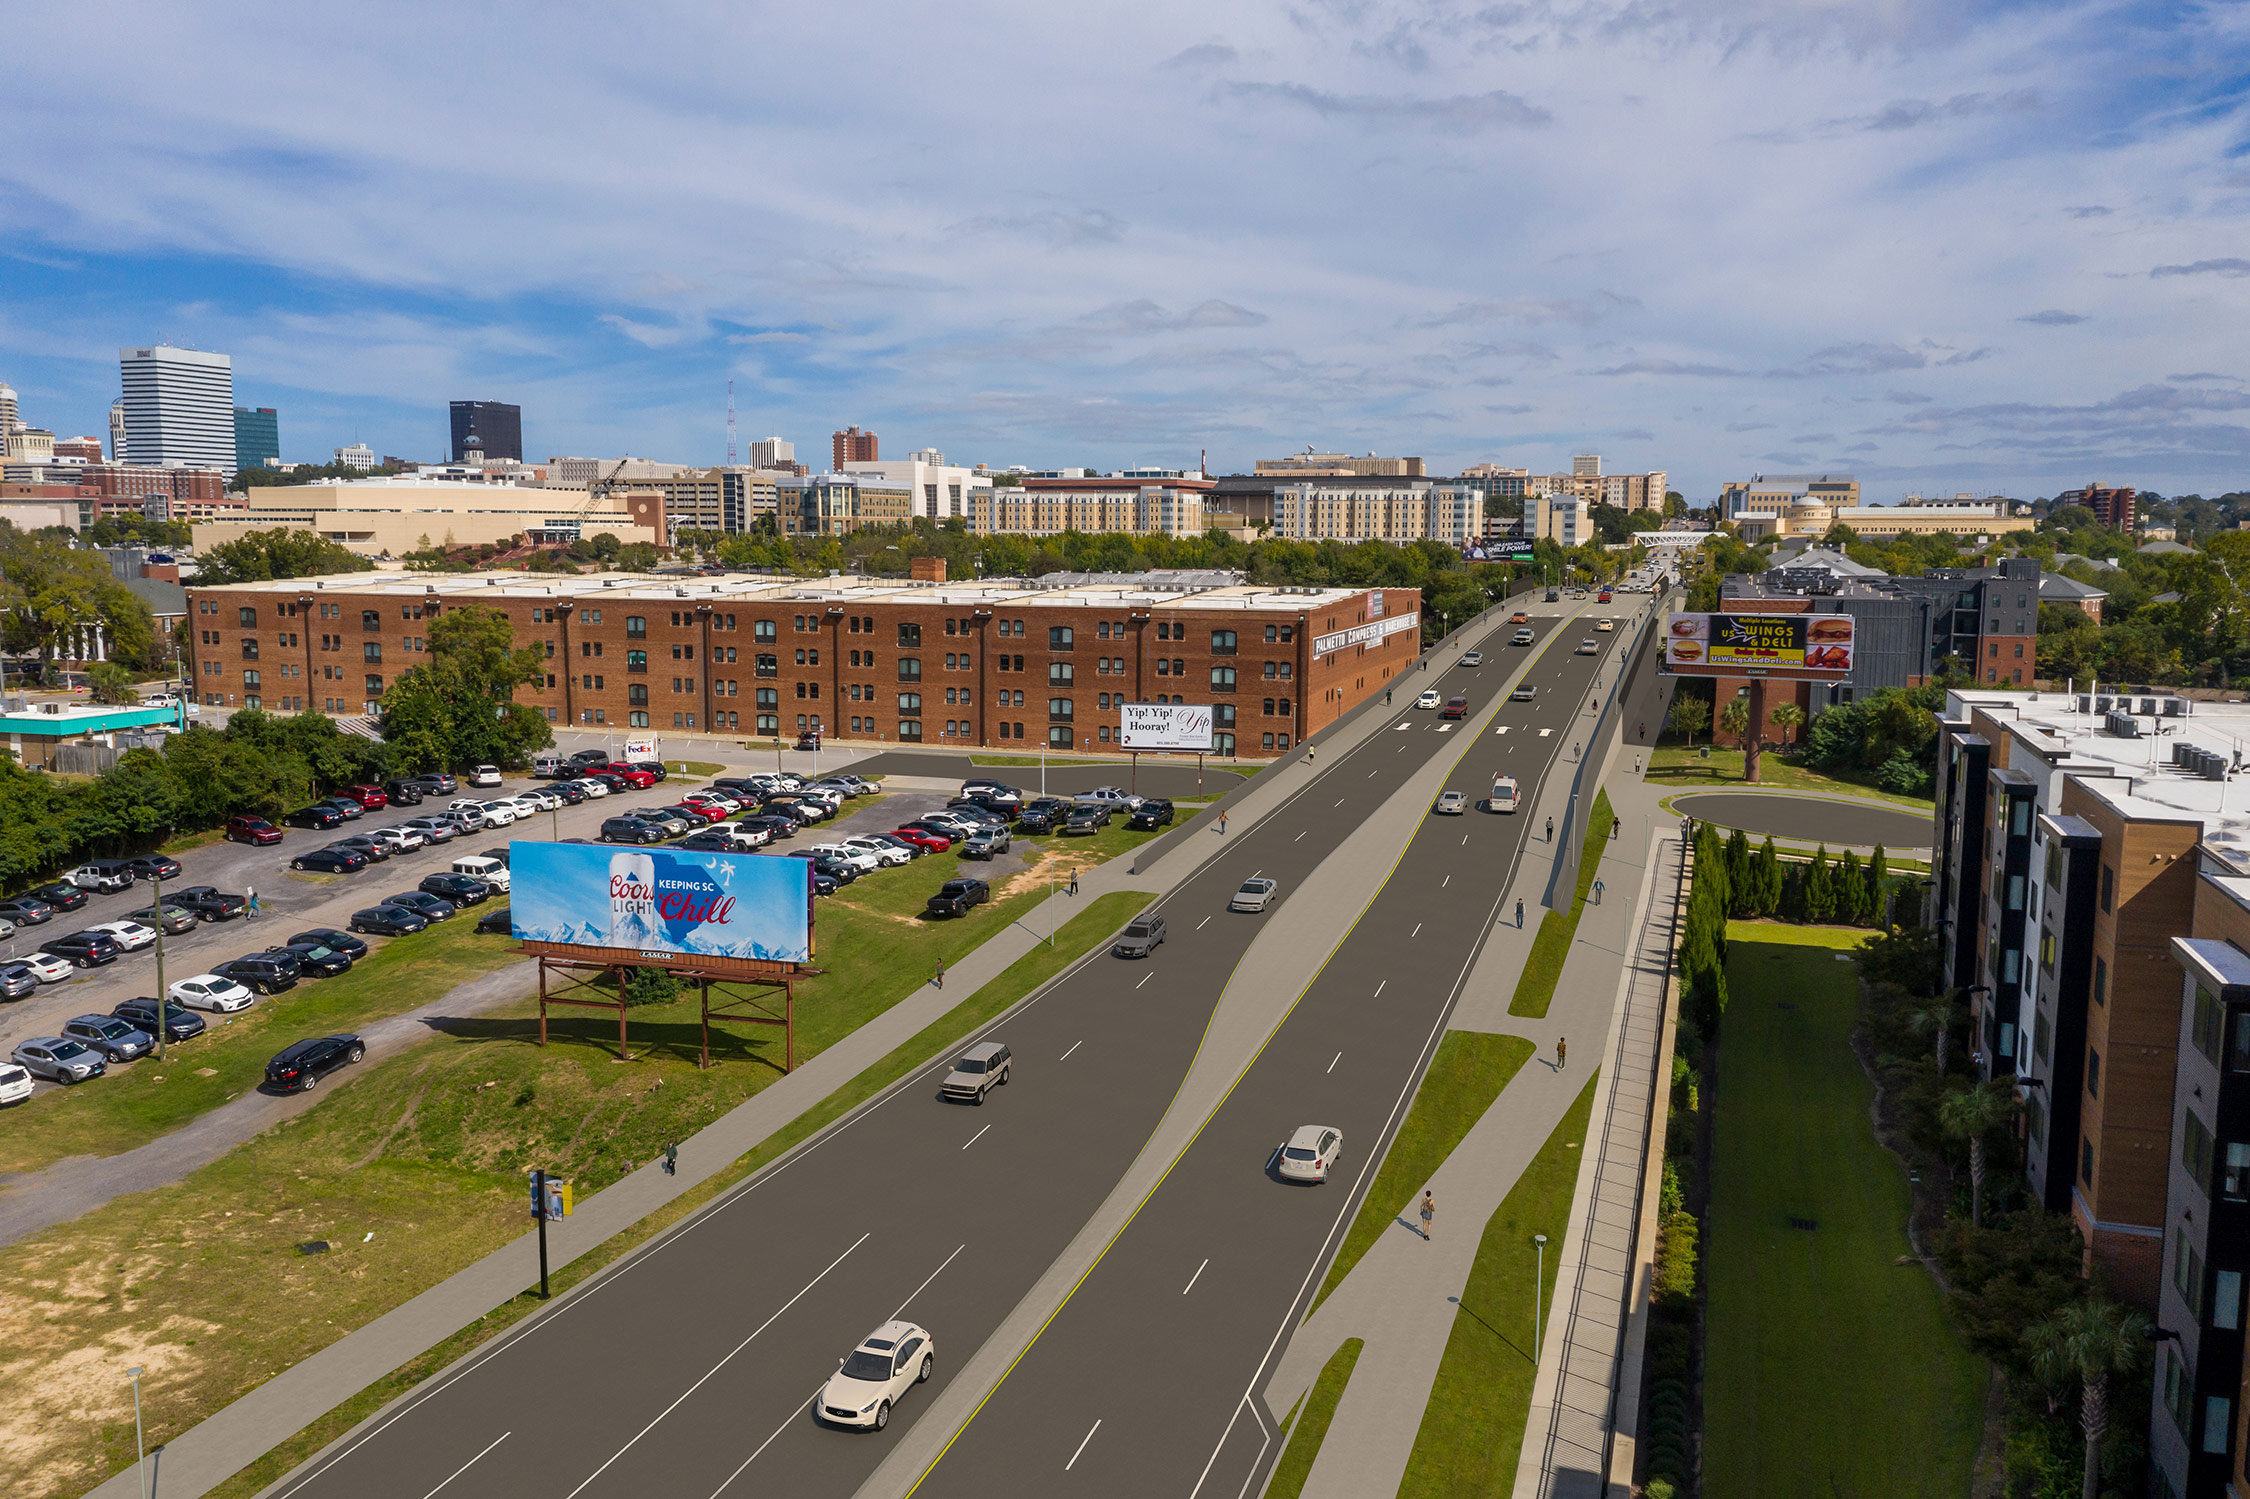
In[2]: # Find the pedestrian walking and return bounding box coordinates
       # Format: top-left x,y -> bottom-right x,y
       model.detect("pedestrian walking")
1419,1192 -> 1436,1240
1386,687 -> 1393,706
1067,870 -> 1079,897
661,1141 -> 678,1176
1306,743 -> 1316,764
934,958 -> 945,991
1545,816 -> 1554,843
1556,1035 -> 1568,1070
1218,812 -> 1228,836
246,884 -> 260,919
1515,897 -> 1525,928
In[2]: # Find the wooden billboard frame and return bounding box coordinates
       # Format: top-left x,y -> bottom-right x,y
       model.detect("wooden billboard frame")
527,942 -> 810,1072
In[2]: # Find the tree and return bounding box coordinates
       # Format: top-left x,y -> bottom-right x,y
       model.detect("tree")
1802,847 -> 1835,922
1668,692 -> 1710,747
1940,1081 -> 2020,1228
1910,997 -> 1958,1070
0,528 -> 159,669
2025,1298 -> 2151,1499
85,662 -> 137,704
1749,836 -> 1783,917
1836,849 -> 1867,923
378,604 -> 552,772
1866,846 -> 1890,925
1718,695 -> 1752,751
1769,701 -> 1806,746
195,528 -> 374,584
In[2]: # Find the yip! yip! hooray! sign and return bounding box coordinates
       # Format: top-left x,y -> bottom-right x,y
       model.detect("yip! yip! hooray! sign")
507,841 -> 813,965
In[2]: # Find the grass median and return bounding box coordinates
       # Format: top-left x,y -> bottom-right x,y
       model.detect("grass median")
1644,744 -> 1935,811
1266,1338 -> 1365,1499
1397,1072 -> 1598,1499
1701,924 -> 1980,1498
1314,1031 -> 1536,1309
1506,787 -> 1615,1019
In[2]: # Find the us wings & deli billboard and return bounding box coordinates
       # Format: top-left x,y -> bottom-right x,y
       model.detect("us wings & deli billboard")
1663,612 -> 1855,679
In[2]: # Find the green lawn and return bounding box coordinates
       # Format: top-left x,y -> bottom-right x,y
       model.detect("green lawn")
1507,788 -> 1615,1018
1315,1031 -> 1536,1307
14,892 -> 1151,1499
1266,1338 -> 1365,1499
1645,743 -> 1934,812
1397,1073 -> 1599,1499
1702,923 -> 1982,1499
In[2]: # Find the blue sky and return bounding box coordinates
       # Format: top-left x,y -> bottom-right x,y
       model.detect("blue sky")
3,0 -> 2248,499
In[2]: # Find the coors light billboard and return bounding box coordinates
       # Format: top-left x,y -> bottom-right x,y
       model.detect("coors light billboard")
508,841 -> 813,965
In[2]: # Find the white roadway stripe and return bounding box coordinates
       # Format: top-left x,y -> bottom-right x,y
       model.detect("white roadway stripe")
1137,973 -> 1153,989
1059,1039 -> 1084,1061
962,1124 -> 992,1150
1335,798 -> 1345,807
706,1380 -> 828,1499
893,1242 -> 967,1320
421,1432 -> 510,1499
1066,1418 -> 1104,1471
1294,830 -> 1306,841
1327,1051 -> 1342,1074
1410,923 -> 1421,938
562,1232 -> 871,1499
1183,1258 -> 1209,1295
1495,725 -> 1509,734
1374,979 -> 1386,997
1198,916 -> 1211,930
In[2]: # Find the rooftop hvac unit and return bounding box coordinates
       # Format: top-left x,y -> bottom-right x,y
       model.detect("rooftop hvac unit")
2094,695 -> 2115,715
2139,696 -> 2160,715
2104,710 -> 2141,738
2163,697 -> 2190,716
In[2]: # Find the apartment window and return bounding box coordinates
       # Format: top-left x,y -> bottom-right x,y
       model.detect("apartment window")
899,658 -> 922,681
238,637 -> 260,661
361,610 -> 380,631
2232,1011 -> 2250,1073
365,674 -> 384,697
242,669 -> 262,688
899,719 -> 923,741
1211,630 -> 1237,654
2081,1136 -> 2095,1183
628,684 -> 648,707
2086,1048 -> 2101,1098
757,714 -> 779,733
1263,698 -> 1276,716
2100,864 -> 2113,912
1049,697 -> 1074,721
2045,842 -> 2062,889
755,619 -> 776,643
2204,1397 -> 2233,1456
1049,726 -> 1073,748
2217,1269 -> 2245,1331
2176,1230 -> 2205,1319
756,687 -> 778,709
756,654 -> 777,677
1213,704 -> 1235,729
2184,1113 -> 2215,1194
1211,666 -> 1237,691
1265,624 -> 1278,643
2034,1006 -> 2050,1064
2194,986 -> 2226,1064
2039,932 -> 2055,972
235,606 -> 256,628
625,616 -> 647,638
1214,732 -> 1235,755
1049,626 -> 1073,649
1096,621 -> 1110,639
362,643 -> 380,663
627,650 -> 647,672
2223,1142 -> 2250,1202
2093,954 -> 2107,1006
584,640 -> 604,658
1049,662 -> 1074,685
629,711 -> 650,728
2008,874 -> 2024,910
896,621 -> 921,647
898,693 -> 922,713
1156,658 -> 1170,676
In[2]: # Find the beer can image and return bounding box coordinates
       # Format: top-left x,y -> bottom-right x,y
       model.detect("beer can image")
608,850 -> 661,950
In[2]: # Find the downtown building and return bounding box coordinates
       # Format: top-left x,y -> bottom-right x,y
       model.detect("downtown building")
1271,476 -> 1479,546
180,568 -> 1421,759
971,474 -> 1212,539
1928,692 -> 2250,1493
119,345 -> 238,476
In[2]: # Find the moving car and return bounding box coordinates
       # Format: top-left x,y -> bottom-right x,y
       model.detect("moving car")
1597,617 -> 1616,632
1460,650 -> 1484,667
62,1014 -> 153,1061
1597,588 -> 1612,603
1127,798 -> 1175,830
1112,915 -> 1167,958
940,1041 -> 1012,1104
1231,876 -> 1279,912
349,905 -> 429,937
418,873 -> 492,906
925,878 -> 989,917
1489,776 -> 1521,813
169,973 -> 257,1012
111,997 -> 207,1043
1441,696 -> 1469,720
962,827 -> 1011,859
1576,637 -> 1599,655
1511,628 -> 1535,646
264,1033 -> 364,1093
66,859 -> 138,892
0,1062 -> 33,1106
1510,683 -> 1537,702
1414,689 -> 1443,710
1434,790 -> 1469,815
818,1322 -> 937,1430
1277,1124 -> 1344,1183
12,1037 -> 105,1084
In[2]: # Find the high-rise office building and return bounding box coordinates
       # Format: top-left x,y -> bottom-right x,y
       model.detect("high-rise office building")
833,426 -> 878,469
749,436 -> 794,470
0,382 -> 19,436
234,407 -> 280,471
450,400 -> 523,463
119,346 -> 238,475
109,400 -> 127,462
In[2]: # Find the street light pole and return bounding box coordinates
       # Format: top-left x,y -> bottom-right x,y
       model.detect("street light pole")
1533,1233 -> 1549,1363
150,873 -> 166,1063
127,1365 -> 147,1499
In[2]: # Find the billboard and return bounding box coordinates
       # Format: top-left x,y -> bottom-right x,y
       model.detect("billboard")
1663,612 -> 1855,680
622,736 -> 660,761
1465,538 -> 1534,563
509,841 -> 813,966
1119,702 -> 1215,752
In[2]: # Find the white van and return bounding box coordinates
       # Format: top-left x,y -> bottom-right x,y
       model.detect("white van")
453,855 -> 510,892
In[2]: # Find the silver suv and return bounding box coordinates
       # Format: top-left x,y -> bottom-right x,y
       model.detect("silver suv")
940,1041 -> 1012,1104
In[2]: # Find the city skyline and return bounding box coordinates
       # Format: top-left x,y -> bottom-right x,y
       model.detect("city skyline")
1,3 -> 2245,498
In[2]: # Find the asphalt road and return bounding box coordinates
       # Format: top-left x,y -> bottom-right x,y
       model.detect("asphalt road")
258,612 -> 1597,1499
1670,790 -> 1933,849
906,619 -> 1621,1499
845,752 -> 1245,802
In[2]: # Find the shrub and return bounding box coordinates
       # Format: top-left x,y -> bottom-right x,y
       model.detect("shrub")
1643,1481 -> 1678,1499
1654,1211 -> 1699,1306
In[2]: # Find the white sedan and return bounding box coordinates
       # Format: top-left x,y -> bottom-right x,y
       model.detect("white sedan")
1415,689 -> 1443,710
842,836 -> 912,867
570,777 -> 611,798
1277,1124 -> 1344,1183
818,1321 -> 936,1431
87,920 -> 158,952
19,952 -> 75,983
478,802 -> 520,827
170,974 -> 256,1012
808,843 -> 880,873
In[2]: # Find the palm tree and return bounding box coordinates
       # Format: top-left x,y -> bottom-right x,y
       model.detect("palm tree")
1910,997 -> 1958,1070
2026,1299 -> 2151,1499
1770,701 -> 1806,747
1718,696 -> 1752,752
1939,1081 -> 2019,1228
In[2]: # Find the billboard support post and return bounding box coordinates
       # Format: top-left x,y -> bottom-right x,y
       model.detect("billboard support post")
1745,677 -> 1767,784
696,973 -> 797,1073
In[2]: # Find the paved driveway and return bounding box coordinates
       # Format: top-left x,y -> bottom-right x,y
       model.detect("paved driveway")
1672,791 -> 1932,850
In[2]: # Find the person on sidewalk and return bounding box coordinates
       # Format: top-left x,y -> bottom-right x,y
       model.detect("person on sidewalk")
1419,1192 -> 1436,1240
1306,743 -> 1316,764
1545,816 -> 1554,843
1067,870 -> 1079,897
1516,897 -> 1525,928
661,1141 -> 678,1176
1218,812 -> 1228,836
1386,687 -> 1393,706
934,958 -> 945,991
1556,1035 -> 1568,1070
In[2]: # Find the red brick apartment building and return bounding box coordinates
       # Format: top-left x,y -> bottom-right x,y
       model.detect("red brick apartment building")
181,570 -> 1424,758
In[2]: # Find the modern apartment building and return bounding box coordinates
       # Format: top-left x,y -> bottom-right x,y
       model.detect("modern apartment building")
1456,460 -> 1667,510
832,426 -> 878,469
180,570 -> 1422,757
234,407 -> 280,470
1528,494 -> 1589,547
1254,450 -> 1425,478
450,400 -> 523,463
844,449 -> 989,522
778,472 -> 912,537
972,475 -> 1213,539
119,346 -> 237,477
1271,477 -> 1477,546
2054,482 -> 2139,535
187,479 -> 659,556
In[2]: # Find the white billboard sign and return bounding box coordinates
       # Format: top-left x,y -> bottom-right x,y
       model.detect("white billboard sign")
623,736 -> 660,761
1119,702 -> 1215,752
1310,610 -> 1420,657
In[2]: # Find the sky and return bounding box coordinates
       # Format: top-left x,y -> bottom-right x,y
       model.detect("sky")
3,0 -> 2248,501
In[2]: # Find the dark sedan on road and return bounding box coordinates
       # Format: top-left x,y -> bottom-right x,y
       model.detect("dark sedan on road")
174,887 -> 248,921
111,997 -> 207,1042
0,896 -> 56,926
123,855 -> 184,881
926,878 -> 990,917
264,1033 -> 363,1093
276,941 -> 354,977
286,804 -> 346,831
291,847 -> 368,874
213,953 -> 297,995
290,927 -> 368,959
43,930 -> 122,968
349,905 -> 428,936
384,891 -> 459,922
419,873 -> 492,906
30,881 -> 90,912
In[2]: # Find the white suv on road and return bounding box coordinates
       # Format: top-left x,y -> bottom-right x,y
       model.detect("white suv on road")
819,1322 -> 936,1431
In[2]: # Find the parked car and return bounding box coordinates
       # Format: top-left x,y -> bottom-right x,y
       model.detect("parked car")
808,843 -> 880,873
475,905 -> 515,935
550,781 -> 588,805
668,801 -> 727,825
18,952 -> 76,983
944,800 -> 1009,827
630,761 -> 669,782
783,849 -> 856,885
1231,876 -> 1280,913
86,919 -> 158,951
42,930 -> 122,968
635,807 -> 698,836
1074,786 -> 1143,812
1127,799 -> 1175,830
66,859 -> 138,892
602,764 -> 658,789
30,880 -> 91,912
468,765 -> 503,788
1277,1124 -> 1344,1183
817,1321 -> 937,1431
567,748 -> 612,769
368,825 -> 425,854
0,896 -> 56,926
330,835 -> 393,863
1014,799 -> 1071,833
569,776 -> 611,798
384,891 -> 459,923
285,804 -> 346,831
122,854 -> 184,881
400,817 -> 461,844
289,927 -> 368,959
382,779 -> 427,806
320,796 -> 366,821
940,1041 -> 1012,1104
0,1062 -> 31,1105
112,997 -> 207,1042
12,1037 -> 105,1084
213,953 -> 297,995
62,1014 -> 153,1061
962,827 -> 1011,859
341,783 -> 389,810
413,772 -> 459,794
292,847 -> 369,874
860,832 -> 922,859
277,941 -> 354,977
601,816 -> 666,844
451,855 -> 510,892
680,790 -> 742,814
264,1033 -> 364,1093
889,826 -> 949,853
840,835 -> 910,866
926,878 -> 990,917
1060,805 -> 1110,836
476,802 -> 520,827
169,973 -> 256,1012
1112,915 -> 1167,958
0,962 -> 43,1001
419,873 -> 492,906
349,906 -> 429,936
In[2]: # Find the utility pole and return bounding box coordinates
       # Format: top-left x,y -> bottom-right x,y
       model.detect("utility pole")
128,1365 -> 147,1499
1533,1233 -> 1549,1362
531,1169 -> 551,1299
151,873 -> 166,1062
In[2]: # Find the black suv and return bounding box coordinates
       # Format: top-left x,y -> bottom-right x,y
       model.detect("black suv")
1015,798 -> 1071,833
568,749 -> 612,770
601,815 -> 666,844
1127,799 -> 1176,830
382,779 -> 426,806
265,1033 -> 364,1092
112,997 -> 207,1042
926,878 -> 990,918
174,887 -> 248,921
43,930 -> 122,968
214,953 -> 298,995
419,873 -> 492,906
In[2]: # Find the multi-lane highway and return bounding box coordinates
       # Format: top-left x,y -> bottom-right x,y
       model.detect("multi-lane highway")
255,595 -> 1645,1499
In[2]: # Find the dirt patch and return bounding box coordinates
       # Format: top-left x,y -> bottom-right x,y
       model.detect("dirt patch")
999,849 -> 1097,900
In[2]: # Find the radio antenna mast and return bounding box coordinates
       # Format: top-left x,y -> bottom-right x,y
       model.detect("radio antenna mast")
725,379 -> 738,466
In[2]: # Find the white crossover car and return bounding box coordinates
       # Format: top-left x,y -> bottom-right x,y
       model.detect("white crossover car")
819,1321 -> 936,1431
1278,1124 -> 1344,1183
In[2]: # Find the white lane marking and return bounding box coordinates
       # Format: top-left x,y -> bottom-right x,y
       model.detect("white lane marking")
1067,1418 -> 1104,1470
1334,798 -> 1346,807
1394,723 -> 1410,732
1437,724 -> 1452,733
1368,769 -> 1378,777
1137,972 -> 1153,989
892,1242 -> 966,1320
1375,979 -> 1387,998
1059,1039 -> 1083,1061
1197,916 -> 1211,930
706,1381 -> 829,1498
564,1233 -> 870,1498
1294,830 -> 1306,841
1183,1258 -> 1210,1295
422,1432 -> 510,1499
1444,874 -> 1452,885
1539,728 -> 1553,737
1410,923 -> 1421,938
962,1124 -> 992,1150
1327,1051 -> 1342,1074
1494,725 -> 1510,735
